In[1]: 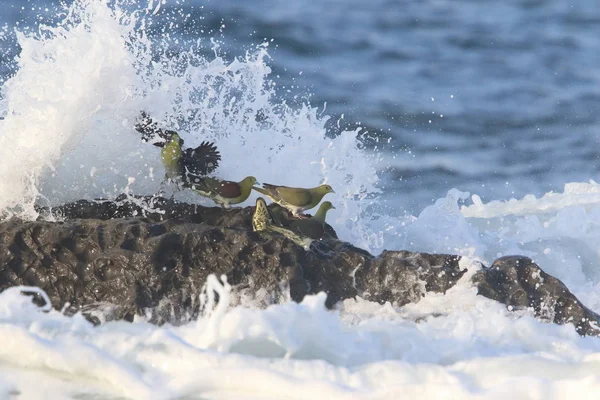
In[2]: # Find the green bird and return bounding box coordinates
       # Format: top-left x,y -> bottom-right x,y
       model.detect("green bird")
252,197 -> 335,250
252,183 -> 335,218
192,176 -> 257,208
135,112 -> 221,188
252,197 -> 273,232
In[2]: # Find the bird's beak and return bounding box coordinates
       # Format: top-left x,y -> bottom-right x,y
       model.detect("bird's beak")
152,138 -> 167,148
331,189 -> 336,194
254,181 -> 261,186
332,205 -> 336,209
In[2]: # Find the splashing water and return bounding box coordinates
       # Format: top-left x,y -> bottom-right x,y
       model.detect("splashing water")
0,0 -> 140,218
3,269 -> 600,399
3,1 -> 600,399
0,0 -> 381,249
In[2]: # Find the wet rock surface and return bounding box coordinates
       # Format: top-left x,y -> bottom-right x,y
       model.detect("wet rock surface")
0,195 -> 598,336
473,256 -> 600,337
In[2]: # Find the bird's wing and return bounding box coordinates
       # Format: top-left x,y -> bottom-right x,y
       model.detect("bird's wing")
252,186 -> 273,198
190,176 -> 215,195
182,141 -> 221,181
194,177 -> 242,198
216,181 -> 242,198
134,112 -> 178,142
252,198 -> 275,232
268,204 -> 290,226
270,186 -> 312,206
290,218 -> 324,240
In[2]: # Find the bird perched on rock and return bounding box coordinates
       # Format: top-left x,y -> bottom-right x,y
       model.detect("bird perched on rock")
135,112 -> 221,188
252,183 -> 335,218
252,197 -> 274,232
192,176 -> 257,208
252,197 -> 335,250
286,201 -> 336,238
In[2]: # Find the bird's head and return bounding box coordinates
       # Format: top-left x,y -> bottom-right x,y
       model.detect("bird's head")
153,132 -> 183,148
313,201 -> 335,222
241,176 -> 259,189
316,184 -> 335,195
320,201 -> 336,212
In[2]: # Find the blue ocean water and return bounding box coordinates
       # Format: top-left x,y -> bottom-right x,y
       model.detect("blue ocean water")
1,0 -> 599,213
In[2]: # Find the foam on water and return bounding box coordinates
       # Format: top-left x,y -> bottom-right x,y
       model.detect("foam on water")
460,181 -> 600,310
2,267 -> 600,399
2,1 -> 600,399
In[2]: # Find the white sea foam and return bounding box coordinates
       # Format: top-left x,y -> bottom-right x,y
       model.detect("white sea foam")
2,268 -> 600,399
1,1 -> 600,399
460,181 -> 600,310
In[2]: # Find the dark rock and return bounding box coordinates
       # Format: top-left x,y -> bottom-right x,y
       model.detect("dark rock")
473,256 -> 600,337
356,250 -> 464,306
0,196 -> 598,337
1,196 -> 459,324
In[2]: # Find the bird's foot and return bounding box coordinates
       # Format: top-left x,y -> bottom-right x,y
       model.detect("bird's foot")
293,212 -> 310,220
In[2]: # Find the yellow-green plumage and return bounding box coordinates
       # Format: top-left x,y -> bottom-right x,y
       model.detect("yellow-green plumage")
252,197 -> 274,232
252,197 -> 335,250
135,112 -> 221,186
287,201 -> 335,239
161,134 -> 184,183
192,176 -> 257,208
252,183 -> 335,217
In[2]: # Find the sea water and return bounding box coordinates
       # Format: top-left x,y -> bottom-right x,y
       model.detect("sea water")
1,1 -> 600,398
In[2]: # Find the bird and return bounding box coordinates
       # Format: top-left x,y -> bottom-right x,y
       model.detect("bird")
252,197 -> 335,250
252,197 -> 313,250
252,183 -> 335,218
252,196 -> 273,232
135,112 -> 221,188
191,176 -> 257,208
286,201 -> 336,239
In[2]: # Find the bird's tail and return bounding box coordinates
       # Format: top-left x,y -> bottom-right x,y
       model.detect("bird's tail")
266,223 -> 313,251
261,183 -> 280,190
252,197 -> 275,232
252,198 -> 313,250
252,186 -> 270,197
